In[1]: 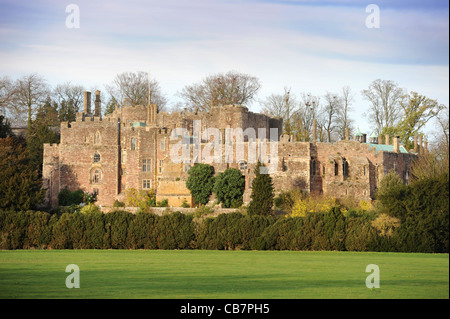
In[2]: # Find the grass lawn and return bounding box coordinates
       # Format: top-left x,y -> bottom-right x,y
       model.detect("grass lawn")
0,250 -> 448,299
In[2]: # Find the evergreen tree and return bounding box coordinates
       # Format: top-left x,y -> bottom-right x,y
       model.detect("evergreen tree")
186,163 -> 215,206
248,162 -> 274,216
26,98 -> 60,177
0,115 -> 13,138
35,96 -> 60,127
0,136 -> 45,211
213,168 -> 245,208
104,96 -> 119,116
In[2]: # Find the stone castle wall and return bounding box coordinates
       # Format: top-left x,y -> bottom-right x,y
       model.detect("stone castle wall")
43,93 -> 417,208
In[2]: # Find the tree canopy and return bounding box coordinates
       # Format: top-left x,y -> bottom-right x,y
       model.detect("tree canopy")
213,168 -> 245,208
186,163 -> 215,206
179,71 -> 261,112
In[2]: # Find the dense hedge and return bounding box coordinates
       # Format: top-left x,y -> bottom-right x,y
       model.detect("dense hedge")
0,206 -> 447,252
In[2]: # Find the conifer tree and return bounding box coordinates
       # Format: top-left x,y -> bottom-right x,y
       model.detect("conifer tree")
248,161 -> 274,216
0,136 -> 45,211
186,163 -> 215,206
214,168 -> 245,208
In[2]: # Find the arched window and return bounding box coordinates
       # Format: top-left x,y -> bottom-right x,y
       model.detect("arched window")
93,152 -> 100,163
239,160 -> 247,171
334,161 -> 339,176
342,158 -> 349,178
131,137 -> 136,150
91,169 -> 102,184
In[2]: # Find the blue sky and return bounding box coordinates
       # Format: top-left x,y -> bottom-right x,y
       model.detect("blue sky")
0,0 -> 448,136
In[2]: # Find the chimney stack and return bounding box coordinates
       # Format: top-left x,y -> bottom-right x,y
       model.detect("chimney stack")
378,135 -> 383,145
94,90 -> 101,116
393,136 -> 400,153
83,91 -> 91,114
312,118 -> 317,143
385,134 -> 390,145
362,133 -> 367,143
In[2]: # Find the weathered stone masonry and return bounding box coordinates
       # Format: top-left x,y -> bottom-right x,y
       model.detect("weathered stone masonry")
43,91 -> 419,207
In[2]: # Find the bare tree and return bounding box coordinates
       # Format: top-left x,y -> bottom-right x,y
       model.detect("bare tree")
54,82 -> 85,122
179,71 -> 261,112
261,87 -> 297,135
106,71 -> 167,109
14,74 -> 50,130
321,92 -> 340,142
433,105 -> 449,162
336,86 -> 354,140
295,92 -> 321,141
0,76 -> 17,118
362,79 -> 406,134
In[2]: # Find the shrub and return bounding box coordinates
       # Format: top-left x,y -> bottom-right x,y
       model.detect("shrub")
371,213 -> 401,237
214,168 -> 245,208
157,212 -> 195,249
69,212 -> 87,249
344,217 -> 378,251
51,213 -> 73,249
84,210 -> 106,249
273,189 -> 305,213
181,199 -> 190,208
125,188 -> 156,209
290,195 -> 339,217
113,200 -> 126,208
84,191 -> 97,204
186,163 -> 215,206
129,212 -> 158,249
105,210 -> 134,249
80,203 -> 101,214
248,162 -> 274,216
58,188 -> 84,206
157,199 -> 169,207
193,205 -> 214,218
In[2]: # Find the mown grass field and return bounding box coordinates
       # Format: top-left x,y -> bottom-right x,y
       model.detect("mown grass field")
0,250 -> 448,299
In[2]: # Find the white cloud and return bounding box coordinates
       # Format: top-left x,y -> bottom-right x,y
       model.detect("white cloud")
0,0 -> 448,135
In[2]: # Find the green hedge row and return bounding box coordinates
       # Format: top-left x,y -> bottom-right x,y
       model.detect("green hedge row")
0,210 -> 194,250
0,208 -> 447,252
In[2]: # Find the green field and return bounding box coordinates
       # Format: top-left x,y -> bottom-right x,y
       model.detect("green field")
0,250 -> 448,299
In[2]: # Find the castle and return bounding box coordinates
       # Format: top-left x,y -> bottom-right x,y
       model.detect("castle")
43,90 -> 422,208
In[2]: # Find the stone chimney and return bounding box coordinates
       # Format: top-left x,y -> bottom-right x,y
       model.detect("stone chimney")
393,136 -> 400,153
362,133 -> 367,143
94,90 -> 101,116
385,134 -> 390,145
378,135 -> 383,145
312,119 -> 317,143
83,91 -> 91,114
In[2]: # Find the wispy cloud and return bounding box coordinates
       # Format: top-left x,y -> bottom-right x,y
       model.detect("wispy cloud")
0,0 -> 448,131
